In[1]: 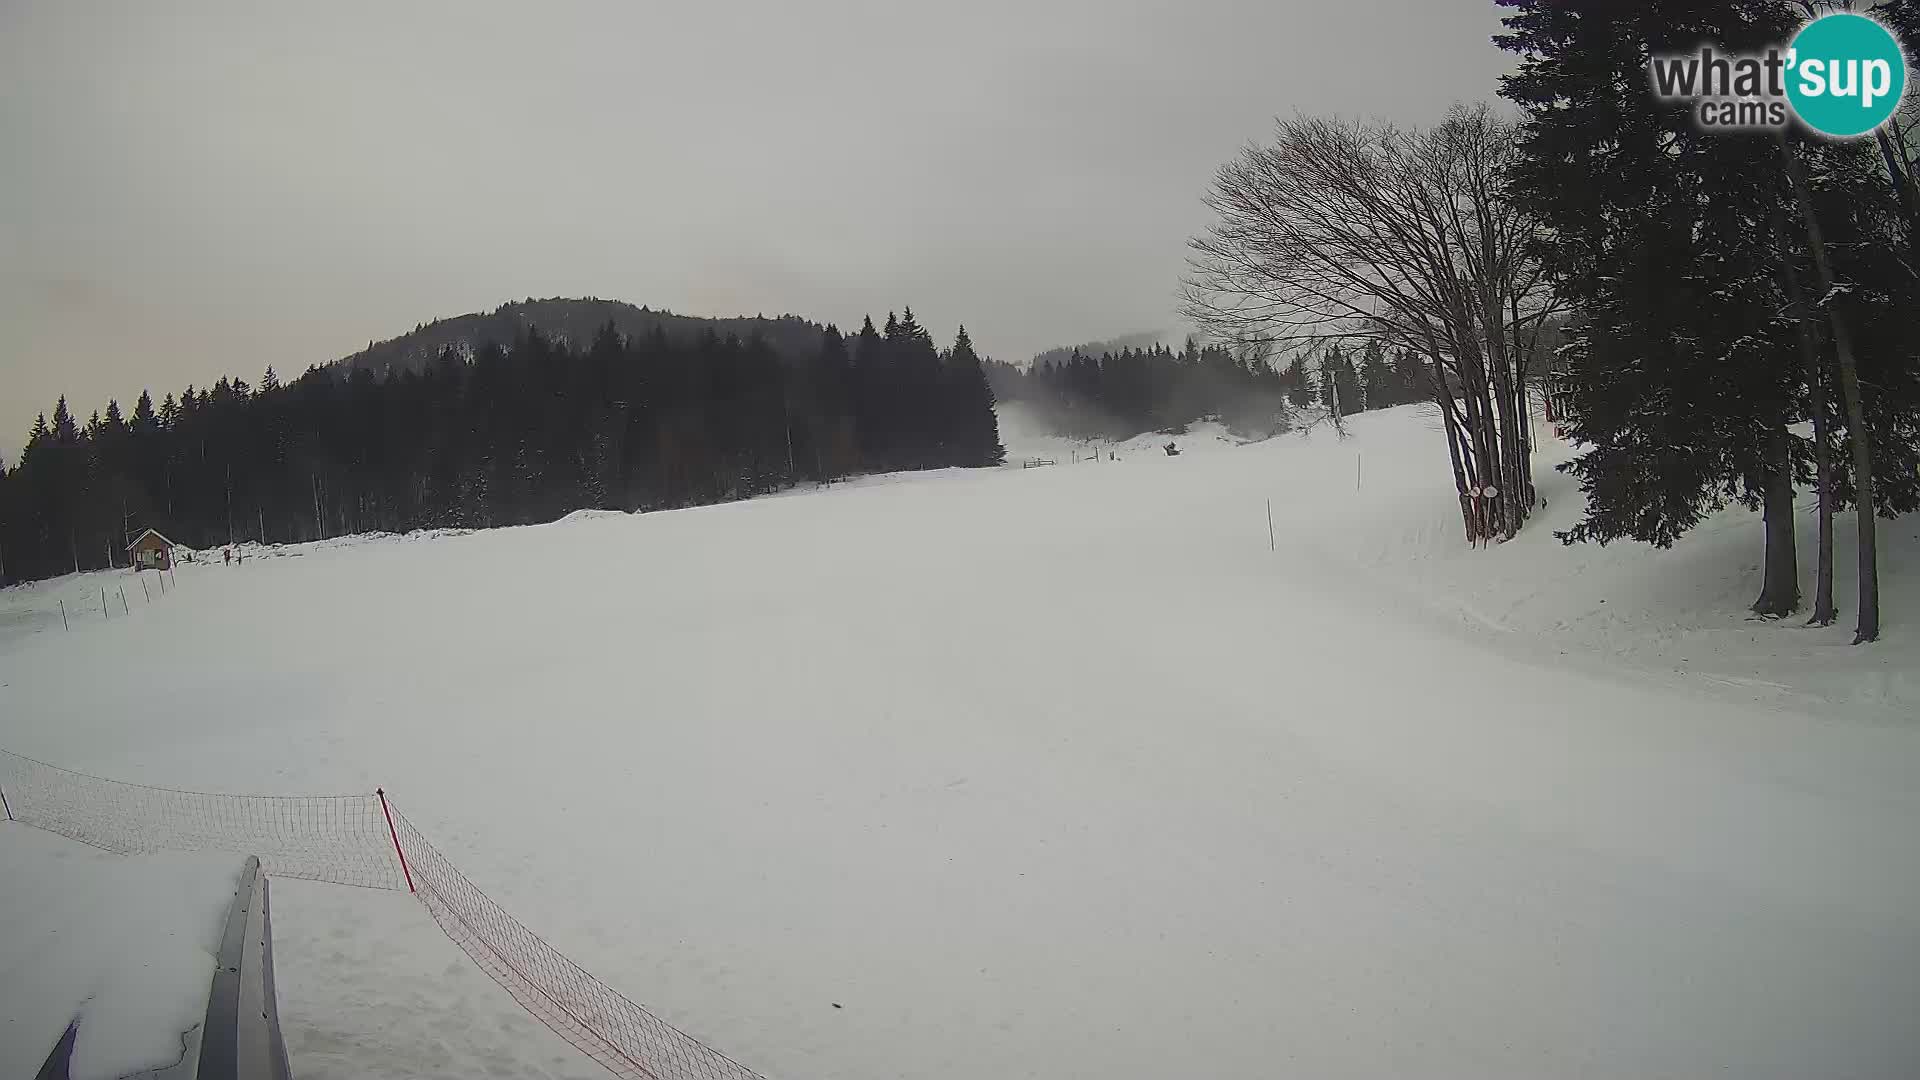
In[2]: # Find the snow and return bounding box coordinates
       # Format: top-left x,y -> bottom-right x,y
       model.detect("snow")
995,402 -> 1256,466
268,879 -> 603,1080
1304,406 -> 1920,722
0,826 -> 243,1079
0,530 -> 476,654
1,403 -> 1917,1079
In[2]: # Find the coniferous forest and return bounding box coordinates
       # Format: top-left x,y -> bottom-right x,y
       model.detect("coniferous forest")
0,306 -> 1002,584
1171,2 -> 1920,643
1494,0 -> 1920,641
987,338 -> 1430,441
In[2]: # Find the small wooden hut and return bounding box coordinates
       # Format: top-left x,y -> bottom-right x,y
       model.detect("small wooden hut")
127,528 -> 177,571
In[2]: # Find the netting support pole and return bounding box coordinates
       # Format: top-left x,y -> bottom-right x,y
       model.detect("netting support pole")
0,779 -> 13,822
377,788 -> 415,893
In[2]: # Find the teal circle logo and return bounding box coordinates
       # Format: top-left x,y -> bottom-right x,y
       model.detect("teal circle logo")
1786,13 -> 1907,138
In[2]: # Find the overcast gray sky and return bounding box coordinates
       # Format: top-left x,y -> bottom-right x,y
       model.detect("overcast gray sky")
1,0 -> 1512,458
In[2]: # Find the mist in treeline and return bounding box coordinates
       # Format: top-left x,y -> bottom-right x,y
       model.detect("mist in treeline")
0,308 -> 1002,584
988,338 -> 1432,442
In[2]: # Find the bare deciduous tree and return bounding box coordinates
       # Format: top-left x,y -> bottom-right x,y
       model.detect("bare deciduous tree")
1182,103 -> 1560,544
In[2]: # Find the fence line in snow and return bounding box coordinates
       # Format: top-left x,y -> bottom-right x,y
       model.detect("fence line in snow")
0,748 -> 765,1080
0,750 -> 404,889
387,806 -> 764,1080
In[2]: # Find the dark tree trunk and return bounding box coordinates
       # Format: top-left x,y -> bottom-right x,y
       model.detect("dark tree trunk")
1752,423 -> 1800,617
1834,335 -> 1880,642
1783,143 -> 1879,642
1454,342 -> 1498,542
1509,295 -> 1539,510
1776,228 -> 1837,625
1418,334 -> 1479,545
1441,399 -> 1476,543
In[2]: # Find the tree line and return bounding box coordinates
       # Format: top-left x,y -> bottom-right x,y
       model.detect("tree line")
0,309 -> 1003,585
1181,0 -> 1920,644
1297,341 -> 1433,417
1497,0 -> 1920,642
987,337 -> 1433,445
986,341 -> 1288,441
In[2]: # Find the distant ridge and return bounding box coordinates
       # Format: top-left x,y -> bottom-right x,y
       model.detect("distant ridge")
1028,330 -> 1189,368
331,297 -> 829,377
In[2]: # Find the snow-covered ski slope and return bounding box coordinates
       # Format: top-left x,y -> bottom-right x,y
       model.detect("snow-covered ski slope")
2,404 -> 1916,1079
0,830 -> 247,1080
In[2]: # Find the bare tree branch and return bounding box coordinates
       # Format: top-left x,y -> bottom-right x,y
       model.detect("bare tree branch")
1182,104 -> 1560,543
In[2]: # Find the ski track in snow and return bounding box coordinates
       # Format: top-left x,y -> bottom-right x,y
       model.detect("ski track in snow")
2,404 -> 1917,1079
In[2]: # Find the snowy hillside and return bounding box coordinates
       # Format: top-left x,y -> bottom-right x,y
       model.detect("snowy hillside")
995,402 -> 1256,467
2,404 -> 1916,1079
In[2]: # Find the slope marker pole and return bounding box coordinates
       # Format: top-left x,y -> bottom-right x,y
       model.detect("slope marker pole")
377,789 -> 416,893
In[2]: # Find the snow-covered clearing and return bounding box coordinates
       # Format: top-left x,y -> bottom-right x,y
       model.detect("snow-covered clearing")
0,828 -> 241,1080
2,404 -> 1916,1079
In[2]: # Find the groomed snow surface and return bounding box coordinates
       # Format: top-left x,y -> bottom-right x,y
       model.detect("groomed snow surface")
0,829 -> 241,1080
2,403 -> 1917,1079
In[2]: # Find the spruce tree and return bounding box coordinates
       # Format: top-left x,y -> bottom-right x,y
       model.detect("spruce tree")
1359,341 -> 1394,410
884,308 -> 945,466
852,315 -> 889,467
1391,349 -> 1427,406
1284,357 -> 1313,411
946,326 -> 1005,466
1320,348 -> 1363,418
1497,0 -> 1814,616
51,397 -> 78,443
807,325 -> 856,479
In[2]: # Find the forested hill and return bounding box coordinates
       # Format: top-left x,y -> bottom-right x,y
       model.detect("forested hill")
0,307 -> 1004,586
335,298 -> 828,378
1027,331 -> 1176,370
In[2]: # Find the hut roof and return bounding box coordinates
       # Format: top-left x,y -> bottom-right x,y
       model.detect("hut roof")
126,528 -> 177,551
